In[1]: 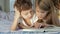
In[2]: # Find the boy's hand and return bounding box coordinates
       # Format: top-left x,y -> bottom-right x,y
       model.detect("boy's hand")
11,7 -> 20,31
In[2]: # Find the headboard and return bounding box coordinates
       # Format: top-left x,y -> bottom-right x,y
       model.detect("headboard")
0,6 -> 2,11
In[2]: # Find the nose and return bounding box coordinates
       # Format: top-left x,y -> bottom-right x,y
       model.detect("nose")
39,13 -> 43,17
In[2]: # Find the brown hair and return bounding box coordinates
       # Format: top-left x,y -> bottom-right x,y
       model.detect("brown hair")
36,0 -> 53,18
36,0 -> 60,26
52,0 -> 60,9
14,0 -> 32,12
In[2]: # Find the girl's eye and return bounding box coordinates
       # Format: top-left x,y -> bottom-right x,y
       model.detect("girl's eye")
37,11 -> 40,13
41,12 -> 45,13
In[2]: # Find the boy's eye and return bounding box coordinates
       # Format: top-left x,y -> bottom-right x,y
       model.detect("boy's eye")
25,13 -> 28,15
30,11 -> 32,13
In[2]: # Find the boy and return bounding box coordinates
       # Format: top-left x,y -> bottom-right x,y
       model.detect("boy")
11,0 -> 38,31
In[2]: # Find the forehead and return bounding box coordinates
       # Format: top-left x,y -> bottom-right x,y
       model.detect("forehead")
36,8 -> 48,13
22,9 -> 32,12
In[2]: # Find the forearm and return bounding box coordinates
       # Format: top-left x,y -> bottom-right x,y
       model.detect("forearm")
11,9 -> 20,31
18,23 -> 30,29
11,19 -> 18,31
25,19 -> 32,26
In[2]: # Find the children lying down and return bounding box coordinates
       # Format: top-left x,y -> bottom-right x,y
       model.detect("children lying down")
11,0 -> 60,31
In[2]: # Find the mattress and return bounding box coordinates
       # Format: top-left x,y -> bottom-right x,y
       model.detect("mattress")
0,19 -> 60,34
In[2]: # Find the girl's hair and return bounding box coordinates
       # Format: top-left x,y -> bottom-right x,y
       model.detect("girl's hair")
36,0 -> 57,25
37,0 -> 54,18
14,0 -> 32,12
52,0 -> 60,9
36,0 -> 60,26
52,0 -> 60,26
38,0 -> 52,11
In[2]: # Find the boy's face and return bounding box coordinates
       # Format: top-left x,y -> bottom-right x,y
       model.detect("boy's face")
21,9 -> 33,19
36,7 -> 48,19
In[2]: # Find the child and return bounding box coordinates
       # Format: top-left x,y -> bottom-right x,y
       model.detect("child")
11,0 -> 38,31
34,0 -> 60,28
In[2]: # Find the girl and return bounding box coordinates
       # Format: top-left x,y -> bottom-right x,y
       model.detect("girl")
35,0 -> 60,28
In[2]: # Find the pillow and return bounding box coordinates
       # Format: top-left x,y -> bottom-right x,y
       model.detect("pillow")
0,11 -> 8,20
7,11 -> 14,21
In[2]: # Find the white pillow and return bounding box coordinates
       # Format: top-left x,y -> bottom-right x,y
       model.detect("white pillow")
7,11 -> 14,21
0,11 -> 8,20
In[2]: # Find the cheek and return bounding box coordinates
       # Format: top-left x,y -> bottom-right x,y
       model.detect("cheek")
36,12 -> 40,17
27,14 -> 32,18
21,14 -> 25,18
40,13 -> 47,18
21,14 -> 31,19
22,15 -> 28,19
36,13 -> 47,18
21,13 -> 27,18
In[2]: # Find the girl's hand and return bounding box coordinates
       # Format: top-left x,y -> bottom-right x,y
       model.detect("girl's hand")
33,22 -> 49,29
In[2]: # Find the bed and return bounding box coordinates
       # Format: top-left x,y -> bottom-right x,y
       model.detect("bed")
0,18 -> 60,34
0,8 -> 60,34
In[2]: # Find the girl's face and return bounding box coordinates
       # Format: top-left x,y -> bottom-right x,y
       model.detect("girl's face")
36,7 -> 48,19
21,9 -> 33,19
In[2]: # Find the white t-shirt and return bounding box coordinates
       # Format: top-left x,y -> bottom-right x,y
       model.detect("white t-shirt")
18,14 -> 38,26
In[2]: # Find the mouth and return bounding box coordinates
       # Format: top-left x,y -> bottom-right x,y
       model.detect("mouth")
38,17 -> 43,19
29,16 -> 32,19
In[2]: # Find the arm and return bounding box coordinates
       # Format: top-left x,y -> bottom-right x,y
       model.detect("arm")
11,10 -> 20,31
18,23 -> 31,29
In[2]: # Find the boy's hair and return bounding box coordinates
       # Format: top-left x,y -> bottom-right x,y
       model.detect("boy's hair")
14,0 -> 32,12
